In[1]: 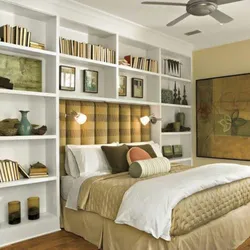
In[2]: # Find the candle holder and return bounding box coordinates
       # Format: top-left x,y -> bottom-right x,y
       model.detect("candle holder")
27,197 -> 40,220
8,201 -> 21,225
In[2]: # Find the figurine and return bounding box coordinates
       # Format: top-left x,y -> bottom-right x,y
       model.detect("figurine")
182,85 -> 188,105
173,82 -> 178,104
177,88 -> 181,104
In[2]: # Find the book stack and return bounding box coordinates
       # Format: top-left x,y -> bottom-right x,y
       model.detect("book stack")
162,58 -> 181,77
124,55 -> 158,73
30,41 -> 45,50
29,162 -> 48,178
59,37 -> 116,64
0,24 -> 31,47
0,160 -> 20,183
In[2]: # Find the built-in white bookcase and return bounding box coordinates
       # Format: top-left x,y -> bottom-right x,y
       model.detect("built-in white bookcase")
0,0 -> 192,247
0,1 -> 59,247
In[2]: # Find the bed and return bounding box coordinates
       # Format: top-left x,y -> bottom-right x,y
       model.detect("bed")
59,100 -> 250,250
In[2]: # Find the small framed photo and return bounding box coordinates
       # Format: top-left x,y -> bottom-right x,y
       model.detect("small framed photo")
83,70 -> 98,93
173,145 -> 183,158
119,75 -> 127,96
162,145 -> 174,159
132,78 -> 143,98
59,66 -> 75,91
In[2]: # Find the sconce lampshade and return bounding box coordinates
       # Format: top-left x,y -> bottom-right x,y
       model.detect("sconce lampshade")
74,112 -> 87,125
140,116 -> 151,126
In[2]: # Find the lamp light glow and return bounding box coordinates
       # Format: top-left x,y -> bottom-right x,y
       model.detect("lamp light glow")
74,113 -> 87,125
140,116 -> 151,126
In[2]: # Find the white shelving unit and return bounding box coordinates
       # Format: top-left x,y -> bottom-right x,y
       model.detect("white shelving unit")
0,0 -> 192,247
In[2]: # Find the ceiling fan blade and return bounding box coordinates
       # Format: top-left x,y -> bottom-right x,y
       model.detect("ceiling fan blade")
216,0 -> 243,5
141,1 -> 187,6
167,13 -> 190,27
210,9 -> 233,24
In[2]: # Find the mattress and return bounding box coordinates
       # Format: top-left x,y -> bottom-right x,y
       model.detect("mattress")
76,164 -> 250,237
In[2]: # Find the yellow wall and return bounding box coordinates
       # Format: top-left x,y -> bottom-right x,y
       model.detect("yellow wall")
193,39 -> 250,166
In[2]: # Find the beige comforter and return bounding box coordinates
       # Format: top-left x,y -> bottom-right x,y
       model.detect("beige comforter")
77,164 -> 250,236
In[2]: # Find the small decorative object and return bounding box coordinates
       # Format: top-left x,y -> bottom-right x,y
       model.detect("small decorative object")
83,70 -> 98,93
162,145 -> 174,158
182,85 -> 188,105
132,78 -> 143,98
177,88 -> 181,104
119,59 -> 130,66
28,197 -> 40,220
173,145 -> 183,158
59,66 -> 75,91
176,112 -> 185,127
8,201 -> 21,225
0,119 -> 19,136
17,110 -> 32,136
173,82 -> 178,104
174,122 -> 181,132
161,89 -> 173,104
0,76 -> 13,89
162,123 -> 174,132
32,125 -> 47,135
29,162 -> 48,178
119,75 -> 127,96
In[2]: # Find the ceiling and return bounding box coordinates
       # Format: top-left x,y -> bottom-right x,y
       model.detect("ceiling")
73,0 -> 250,50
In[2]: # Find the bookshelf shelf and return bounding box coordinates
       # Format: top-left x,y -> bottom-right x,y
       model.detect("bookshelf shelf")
119,65 -> 160,77
161,74 -> 191,83
0,135 -> 57,141
161,103 -> 191,109
161,132 -> 191,136
0,89 -> 56,98
0,42 -> 56,57
0,176 -> 57,189
60,54 -> 116,68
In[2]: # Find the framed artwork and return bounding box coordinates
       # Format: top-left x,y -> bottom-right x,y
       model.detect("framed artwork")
83,70 -> 98,93
59,66 -> 75,91
162,145 -> 173,159
119,75 -> 127,96
132,78 -> 143,98
173,145 -> 183,158
196,73 -> 250,160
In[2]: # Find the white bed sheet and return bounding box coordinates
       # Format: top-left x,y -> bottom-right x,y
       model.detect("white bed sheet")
61,175 -> 75,201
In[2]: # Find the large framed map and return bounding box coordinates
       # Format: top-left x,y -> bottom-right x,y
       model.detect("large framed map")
196,73 -> 250,160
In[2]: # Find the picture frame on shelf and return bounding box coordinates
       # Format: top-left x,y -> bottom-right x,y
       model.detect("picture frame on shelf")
83,70 -> 98,93
119,75 -> 127,97
173,145 -> 183,158
132,78 -> 143,98
162,145 -> 174,159
59,66 -> 75,91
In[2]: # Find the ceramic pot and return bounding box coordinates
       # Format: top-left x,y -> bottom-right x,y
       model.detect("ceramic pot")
17,110 -> 32,136
174,122 -> 181,132
176,112 -> 185,127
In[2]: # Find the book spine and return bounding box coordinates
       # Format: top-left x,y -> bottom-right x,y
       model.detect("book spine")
27,32 -> 31,47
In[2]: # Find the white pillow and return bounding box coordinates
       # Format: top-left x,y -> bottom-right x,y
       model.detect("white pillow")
65,143 -> 117,177
126,141 -> 163,157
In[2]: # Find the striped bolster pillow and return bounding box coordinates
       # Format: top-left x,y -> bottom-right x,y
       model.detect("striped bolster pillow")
129,157 -> 171,178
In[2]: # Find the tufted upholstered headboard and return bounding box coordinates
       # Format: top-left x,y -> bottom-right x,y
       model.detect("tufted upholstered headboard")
60,100 -> 151,175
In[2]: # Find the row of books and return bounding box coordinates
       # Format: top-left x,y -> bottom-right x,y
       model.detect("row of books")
0,24 -> 45,50
162,58 -> 181,77
0,160 -> 20,182
19,162 -> 48,179
124,55 -> 158,73
59,37 -> 116,64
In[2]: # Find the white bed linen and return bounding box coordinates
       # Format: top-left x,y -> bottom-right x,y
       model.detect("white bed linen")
65,171 -> 110,210
115,163 -> 250,241
61,175 -> 75,200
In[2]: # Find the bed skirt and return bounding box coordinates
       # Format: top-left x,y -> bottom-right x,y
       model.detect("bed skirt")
62,199 -> 250,250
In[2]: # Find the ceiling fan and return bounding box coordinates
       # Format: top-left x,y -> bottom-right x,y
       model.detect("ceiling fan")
141,0 -> 243,27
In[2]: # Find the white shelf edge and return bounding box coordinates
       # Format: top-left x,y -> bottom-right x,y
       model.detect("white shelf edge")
0,42 -> 56,57
60,54 -> 117,68
0,176 -> 57,188
170,157 -> 192,163
0,89 -> 56,98
0,135 -> 57,141
161,74 -> 191,83
119,65 -> 160,76
59,92 -> 159,105
161,132 -> 191,135
161,103 -> 191,109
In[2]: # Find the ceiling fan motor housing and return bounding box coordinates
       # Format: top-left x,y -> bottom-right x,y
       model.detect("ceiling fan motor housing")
187,0 -> 218,16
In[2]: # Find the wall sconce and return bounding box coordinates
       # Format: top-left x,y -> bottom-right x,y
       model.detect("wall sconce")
140,114 -> 161,126
65,110 -> 87,125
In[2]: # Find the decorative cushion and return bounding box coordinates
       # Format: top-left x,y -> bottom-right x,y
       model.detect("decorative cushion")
101,144 -> 130,174
129,157 -> 171,178
127,144 -> 157,158
127,147 -> 152,165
